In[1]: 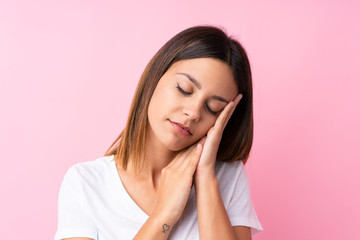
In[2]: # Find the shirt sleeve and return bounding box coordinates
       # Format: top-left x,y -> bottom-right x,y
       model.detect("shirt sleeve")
227,162 -> 263,235
54,166 -> 98,240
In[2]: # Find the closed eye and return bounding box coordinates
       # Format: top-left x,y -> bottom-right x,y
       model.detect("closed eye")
206,105 -> 218,115
176,83 -> 191,95
177,83 -> 219,116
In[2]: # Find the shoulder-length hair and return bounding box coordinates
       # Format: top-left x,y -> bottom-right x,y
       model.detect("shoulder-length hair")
105,25 -> 253,173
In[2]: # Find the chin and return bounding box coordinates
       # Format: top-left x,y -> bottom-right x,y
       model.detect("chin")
165,142 -> 190,152
164,137 -> 200,152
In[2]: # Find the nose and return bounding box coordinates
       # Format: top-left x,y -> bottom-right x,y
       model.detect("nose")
183,100 -> 201,121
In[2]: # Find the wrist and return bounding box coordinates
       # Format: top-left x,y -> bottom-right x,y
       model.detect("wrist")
134,207 -> 175,239
151,205 -> 178,227
194,168 -> 217,185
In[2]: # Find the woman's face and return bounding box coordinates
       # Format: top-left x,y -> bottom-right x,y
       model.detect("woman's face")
147,57 -> 238,152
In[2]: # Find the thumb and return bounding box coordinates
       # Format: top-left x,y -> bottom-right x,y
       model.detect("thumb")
195,142 -> 203,155
188,143 -> 203,170
198,136 -> 207,146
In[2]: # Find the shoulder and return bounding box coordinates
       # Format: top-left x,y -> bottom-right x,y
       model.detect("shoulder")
214,160 -> 249,201
215,160 -> 246,181
64,155 -> 115,185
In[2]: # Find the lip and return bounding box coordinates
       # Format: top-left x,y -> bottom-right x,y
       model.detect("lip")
169,120 -> 192,136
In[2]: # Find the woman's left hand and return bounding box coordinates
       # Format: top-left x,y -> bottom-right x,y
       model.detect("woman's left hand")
195,93 -> 243,177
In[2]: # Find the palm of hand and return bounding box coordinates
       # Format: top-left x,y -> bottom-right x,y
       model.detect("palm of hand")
196,94 -> 243,172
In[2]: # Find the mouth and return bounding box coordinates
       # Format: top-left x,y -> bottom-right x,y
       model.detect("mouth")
169,120 -> 193,136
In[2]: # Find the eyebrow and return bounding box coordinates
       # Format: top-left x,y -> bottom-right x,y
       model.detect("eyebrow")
177,72 -> 202,89
176,72 -> 230,104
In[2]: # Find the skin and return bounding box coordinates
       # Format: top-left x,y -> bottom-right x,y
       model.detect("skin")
64,58 -> 252,240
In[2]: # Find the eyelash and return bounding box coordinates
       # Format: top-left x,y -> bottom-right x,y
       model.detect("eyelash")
176,84 -> 191,95
176,83 -> 218,116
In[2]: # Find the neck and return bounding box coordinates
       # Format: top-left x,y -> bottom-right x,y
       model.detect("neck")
126,128 -> 177,188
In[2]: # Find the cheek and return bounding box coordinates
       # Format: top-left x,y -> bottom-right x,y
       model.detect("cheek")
148,85 -> 176,117
195,118 -> 216,139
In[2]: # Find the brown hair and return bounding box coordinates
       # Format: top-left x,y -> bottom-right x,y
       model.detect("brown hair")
105,25 -> 253,173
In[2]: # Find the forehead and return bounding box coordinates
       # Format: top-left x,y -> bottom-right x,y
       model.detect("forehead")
167,58 -> 238,95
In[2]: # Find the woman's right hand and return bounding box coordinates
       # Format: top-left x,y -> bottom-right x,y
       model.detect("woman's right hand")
134,141 -> 204,239
153,142 -> 203,225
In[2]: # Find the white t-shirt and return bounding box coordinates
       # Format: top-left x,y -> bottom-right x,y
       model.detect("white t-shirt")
55,155 -> 262,240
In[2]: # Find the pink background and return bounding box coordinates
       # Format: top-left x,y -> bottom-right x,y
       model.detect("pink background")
1,0 -> 359,239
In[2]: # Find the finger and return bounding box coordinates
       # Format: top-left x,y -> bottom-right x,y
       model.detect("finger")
224,94 -> 242,121
198,136 -> 207,145
165,143 -> 193,169
172,143 -> 201,175
212,102 -> 234,135
215,93 -> 243,133
225,93 -> 242,121
233,93 -> 243,105
186,143 -> 203,172
169,144 -> 196,169
172,141 -> 201,170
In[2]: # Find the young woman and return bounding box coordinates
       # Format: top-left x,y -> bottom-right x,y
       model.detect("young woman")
55,25 -> 263,240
